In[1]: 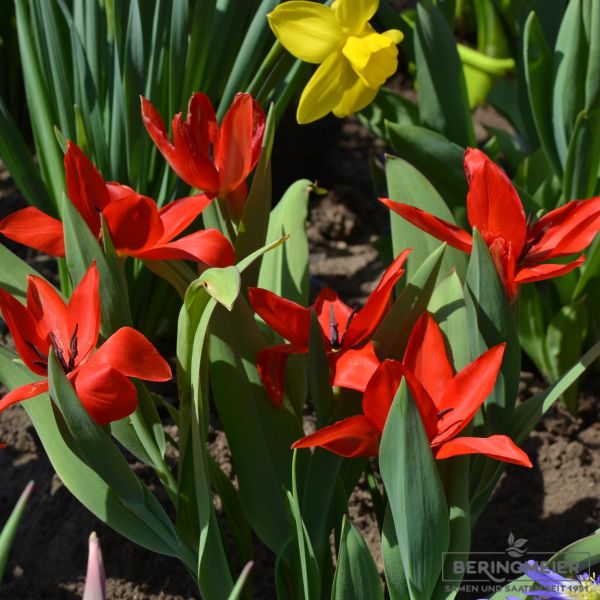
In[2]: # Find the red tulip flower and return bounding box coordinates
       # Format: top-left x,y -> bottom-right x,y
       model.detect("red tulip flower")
0,142 -> 234,267
381,148 -> 600,300
0,263 -> 171,425
141,92 -> 266,218
248,249 -> 411,407
293,313 -> 531,467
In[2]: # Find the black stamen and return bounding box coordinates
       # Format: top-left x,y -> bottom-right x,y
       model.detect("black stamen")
49,332 -> 69,373
437,407 -> 454,419
25,340 -> 47,363
329,305 -> 340,349
343,306 -> 360,332
68,323 -> 79,372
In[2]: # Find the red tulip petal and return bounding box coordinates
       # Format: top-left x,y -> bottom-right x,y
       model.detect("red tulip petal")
141,95 -> 219,194
186,92 -> 218,157
434,434 -> 532,467
330,343 -> 380,392
0,288 -> 48,375
526,197 -> 600,259
106,182 -> 136,202
313,288 -> 353,347
361,359 -> 403,432
67,263 -> 100,362
72,362 -> 138,425
86,327 -> 171,382
514,257 -> 585,284
0,380 -> 48,412
291,414 -> 380,458
0,207 -> 65,257
172,110 -> 220,194
158,194 -> 213,242
216,93 -> 265,193
222,180 -> 248,222
435,344 -> 505,443
402,313 -> 454,406
401,367 -> 440,442
464,148 -> 526,258
380,198 -> 473,253
488,237 -> 518,301
26,275 -> 72,356
256,344 -> 303,408
133,229 -> 235,267
248,288 -> 311,348
64,141 -> 109,234
102,194 -> 163,252
342,248 -> 411,347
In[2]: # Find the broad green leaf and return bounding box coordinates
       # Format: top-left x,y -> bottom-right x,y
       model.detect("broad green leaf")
359,88 -> 420,140
61,193 -> 132,335
380,380 -> 449,599
188,266 -> 241,311
209,295 -> 303,555
0,244 -> 41,302
257,179 -> 312,305
563,107 -> 600,200
374,243 -> 446,360
517,284 -> 553,378
332,515 -> 383,600
382,507 -> 410,600
0,481 -> 34,584
0,348 -> 190,564
584,0 -> 600,111
385,126 -> 468,215
414,0 -> 475,147
524,12 -> 562,176
385,154 -> 467,283
552,0 -> 587,167
464,231 -> 520,431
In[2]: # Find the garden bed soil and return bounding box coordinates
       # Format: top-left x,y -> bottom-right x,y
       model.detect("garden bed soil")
1,114 -> 600,599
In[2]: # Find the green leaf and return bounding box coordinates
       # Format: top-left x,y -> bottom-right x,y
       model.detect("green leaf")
546,297 -> 588,411
374,243 -> 446,360
61,193 -> 132,335
523,11 -> 562,176
380,380 -> 449,599
384,154 -> 467,283
235,104 -> 276,285
209,295 -> 303,555
332,515 -> 383,600
188,266 -> 241,311
0,98 -> 54,211
358,88 -> 420,140
257,179 -> 312,305
552,0 -> 588,168
0,480 -> 34,584
464,231 -> 520,431
563,107 -> 600,200
227,562 -> 255,600
0,348 -> 191,564
0,244 -> 41,302
385,126 -> 468,215
382,507 -> 410,600
414,0 -> 475,146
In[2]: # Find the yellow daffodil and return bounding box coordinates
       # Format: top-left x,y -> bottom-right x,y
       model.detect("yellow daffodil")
268,0 -> 403,124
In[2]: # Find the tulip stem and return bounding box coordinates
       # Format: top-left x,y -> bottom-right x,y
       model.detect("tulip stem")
143,260 -> 197,299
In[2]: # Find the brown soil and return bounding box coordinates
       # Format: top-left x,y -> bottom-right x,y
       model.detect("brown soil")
1,113 -> 599,599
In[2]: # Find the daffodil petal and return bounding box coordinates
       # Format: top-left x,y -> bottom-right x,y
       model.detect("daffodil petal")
297,53 -> 354,124
333,73 -> 378,117
383,29 -> 404,45
343,32 -> 399,88
268,1 -> 344,64
332,0 -> 378,34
